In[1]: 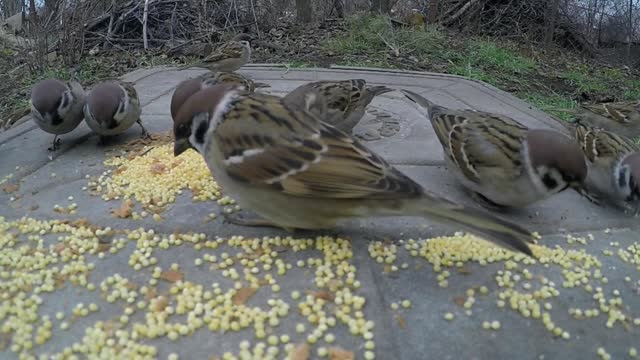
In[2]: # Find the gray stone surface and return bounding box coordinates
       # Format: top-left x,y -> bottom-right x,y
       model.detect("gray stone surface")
1,66 -> 639,360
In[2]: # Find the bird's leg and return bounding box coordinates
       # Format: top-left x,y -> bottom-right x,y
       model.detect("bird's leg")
47,135 -> 61,151
137,119 -> 151,139
468,190 -> 509,212
222,212 -> 295,232
573,186 -> 601,206
47,136 -> 61,160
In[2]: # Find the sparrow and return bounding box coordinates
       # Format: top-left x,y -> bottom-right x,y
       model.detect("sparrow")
401,89 -> 589,210
170,72 -> 267,122
173,83 -> 536,256
573,101 -> 640,138
179,33 -> 251,72
83,80 -> 147,140
30,78 -> 86,154
283,79 -> 393,133
574,122 -> 640,213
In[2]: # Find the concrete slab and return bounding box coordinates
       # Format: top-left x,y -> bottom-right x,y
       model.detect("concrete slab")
1,65 -> 639,360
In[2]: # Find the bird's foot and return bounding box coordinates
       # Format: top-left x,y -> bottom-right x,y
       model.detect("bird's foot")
574,186 -> 602,206
222,212 -> 294,232
254,82 -> 271,89
469,191 -> 509,212
137,119 -> 151,139
46,137 -> 61,160
47,137 -> 61,152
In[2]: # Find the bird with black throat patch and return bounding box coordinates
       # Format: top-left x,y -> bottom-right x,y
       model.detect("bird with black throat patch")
83,80 -> 148,142
401,89 -> 590,210
30,78 -> 86,158
172,83 -> 538,257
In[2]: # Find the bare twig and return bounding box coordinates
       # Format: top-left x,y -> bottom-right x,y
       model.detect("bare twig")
377,32 -> 399,56
142,0 -> 150,49
249,0 -> 260,38
444,0 -> 481,25
105,0 -> 116,48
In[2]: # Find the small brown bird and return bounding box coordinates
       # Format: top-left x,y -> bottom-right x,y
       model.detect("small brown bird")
402,89 -> 589,210
574,122 -> 640,213
170,72 -> 266,122
574,101 -> 640,138
283,79 -> 393,133
179,34 -> 252,72
30,78 -> 86,153
83,80 -> 147,140
173,84 -> 536,256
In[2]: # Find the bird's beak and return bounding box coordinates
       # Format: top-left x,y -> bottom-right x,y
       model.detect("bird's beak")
174,139 -> 191,157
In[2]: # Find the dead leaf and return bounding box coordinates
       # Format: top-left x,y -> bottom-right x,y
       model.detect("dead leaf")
54,273 -> 67,288
111,199 -> 134,218
328,347 -> 354,360
170,159 -> 184,168
53,243 -> 66,254
97,243 -> 111,253
453,296 -> 465,307
159,269 -> 183,283
458,267 -> 472,275
232,287 -> 257,305
289,343 -> 310,360
383,264 -> 392,273
153,296 -> 169,312
145,288 -> 158,301
113,166 -> 128,175
150,162 -> 167,175
326,279 -> 341,291
72,218 -> 92,228
2,183 -> 19,193
29,205 -> 39,211
395,314 -> 406,328
306,290 -> 334,302
54,206 -> 71,214
102,321 -> 120,336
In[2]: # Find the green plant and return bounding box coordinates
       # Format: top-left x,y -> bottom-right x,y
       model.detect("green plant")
562,64 -> 606,93
521,93 -> 577,122
623,80 -> 640,100
466,40 -> 536,74
287,60 -> 313,68
323,15 -> 449,64
448,39 -> 536,88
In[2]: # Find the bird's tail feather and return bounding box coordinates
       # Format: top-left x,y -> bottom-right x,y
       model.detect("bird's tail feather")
368,85 -> 394,97
400,89 -> 437,114
404,198 -> 535,256
177,64 -> 205,71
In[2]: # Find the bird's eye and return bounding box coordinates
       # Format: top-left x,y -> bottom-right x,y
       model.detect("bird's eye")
541,173 -> 558,189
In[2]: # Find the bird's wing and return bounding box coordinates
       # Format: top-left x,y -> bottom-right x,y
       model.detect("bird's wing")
212,93 -> 423,199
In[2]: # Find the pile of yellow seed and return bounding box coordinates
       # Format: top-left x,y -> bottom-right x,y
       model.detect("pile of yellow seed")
86,144 -> 222,211
2,210 -> 639,359
0,216 -> 375,360
367,232 -> 640,357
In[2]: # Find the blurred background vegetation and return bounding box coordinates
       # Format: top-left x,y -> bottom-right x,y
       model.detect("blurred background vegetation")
1,0 -> 639,128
